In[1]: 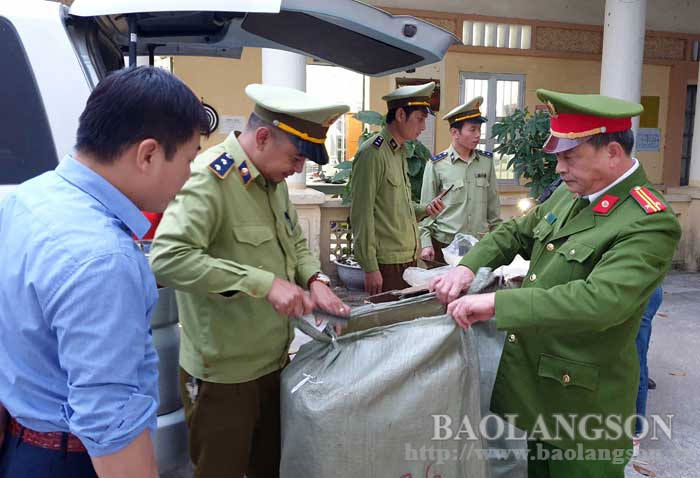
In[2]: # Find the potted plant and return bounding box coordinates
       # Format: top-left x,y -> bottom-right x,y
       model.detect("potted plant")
491,107 -> 558,198
330,220 -> 365,290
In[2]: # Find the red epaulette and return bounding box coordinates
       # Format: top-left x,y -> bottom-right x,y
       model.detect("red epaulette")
629,186 -> 666,214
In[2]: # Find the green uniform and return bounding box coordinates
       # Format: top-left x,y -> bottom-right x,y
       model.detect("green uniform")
460,165 -> 680,457
350,127 -> 426,272
149,132 -> 320,384
419,145 -> 501,248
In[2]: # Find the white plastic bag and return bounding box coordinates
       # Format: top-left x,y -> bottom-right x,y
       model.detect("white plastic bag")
402,264 -> 455,287
442,233 -> 479,266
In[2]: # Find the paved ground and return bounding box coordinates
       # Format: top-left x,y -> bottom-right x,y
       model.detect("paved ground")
623,271 -> 700,478
162,271 -> 700,478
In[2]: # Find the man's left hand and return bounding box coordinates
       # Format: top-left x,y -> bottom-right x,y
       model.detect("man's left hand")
310,282 -> 349,333
447,292 -> 496,329
310,282 -> 349,318
426,198 -> 446,217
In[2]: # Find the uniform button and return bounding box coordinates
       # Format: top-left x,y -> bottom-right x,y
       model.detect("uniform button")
569,249 -> 576,255
546,243 -> 554,251
241,167 -> 249,175
508,334 -> 517,343
562,373 -> 571,384
529,273 -> 537,282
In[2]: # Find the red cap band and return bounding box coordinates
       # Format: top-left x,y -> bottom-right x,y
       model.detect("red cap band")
550,113 -> 632,139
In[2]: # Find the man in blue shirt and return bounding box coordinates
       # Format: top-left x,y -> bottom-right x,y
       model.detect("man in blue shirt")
0,67 -> 207,478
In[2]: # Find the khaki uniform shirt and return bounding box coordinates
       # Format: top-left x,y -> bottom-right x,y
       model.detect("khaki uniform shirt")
149,133 -> 320,383
419,145 -> 501,248
460,165 -> 680,452
350,127 -> 426,272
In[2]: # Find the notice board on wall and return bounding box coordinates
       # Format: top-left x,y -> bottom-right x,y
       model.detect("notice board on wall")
640,96 -> 660,128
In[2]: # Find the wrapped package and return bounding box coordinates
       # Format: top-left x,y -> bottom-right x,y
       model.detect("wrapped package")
442,233 -> 479,266
402,264 -> 455,288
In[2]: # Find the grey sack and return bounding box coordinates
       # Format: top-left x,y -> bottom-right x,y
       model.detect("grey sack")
281,315 -> 487,478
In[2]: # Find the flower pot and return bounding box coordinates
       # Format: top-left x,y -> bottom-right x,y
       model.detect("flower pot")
334,260 -> 365,291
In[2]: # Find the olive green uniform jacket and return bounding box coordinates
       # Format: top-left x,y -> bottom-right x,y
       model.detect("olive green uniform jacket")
350,127 -> 426,272
149,133 -> 320,384
419,145 -> 502,248
460,165 -> 680,452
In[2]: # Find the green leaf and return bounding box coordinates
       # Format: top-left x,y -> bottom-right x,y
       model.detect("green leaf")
492,107 -> 558,198
331,169 -> 351,181
406,156 -> 423,176
409,141 -> 432,161
404,141 -> 416,158
354,110 -> 385,126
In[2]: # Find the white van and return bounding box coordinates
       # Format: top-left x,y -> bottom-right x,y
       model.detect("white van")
0,0 -> 457,472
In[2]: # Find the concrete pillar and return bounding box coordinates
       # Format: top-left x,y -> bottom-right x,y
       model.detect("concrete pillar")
262,48 -> 307,189
261,48 -> 326,256
600,0 -> 647,134
688,61 -> 700,187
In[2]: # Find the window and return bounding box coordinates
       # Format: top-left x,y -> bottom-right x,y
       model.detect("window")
460,72 -> 525,182
305,64 -> 368,178
462,21 -> 532,50
0,17 -> 57,184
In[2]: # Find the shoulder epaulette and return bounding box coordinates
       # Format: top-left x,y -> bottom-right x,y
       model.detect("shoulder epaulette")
208,152 -> 235,179
430,151 -> 448,162
238,160 -> 253,186
630,186 -> 666,214
477,149 -> 493,158
372,135 -> 384,149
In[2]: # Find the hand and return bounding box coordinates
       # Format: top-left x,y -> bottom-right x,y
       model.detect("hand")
266,278 -> 314,317
310,281 -> 349,318
429,265 -> 475,305
364,270 -> 383,295
420,247 -> 435,261
447,293 -> 496,329
426,197 -> 446,217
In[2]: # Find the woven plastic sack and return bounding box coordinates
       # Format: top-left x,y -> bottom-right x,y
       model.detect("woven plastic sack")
281,315 -> 487,478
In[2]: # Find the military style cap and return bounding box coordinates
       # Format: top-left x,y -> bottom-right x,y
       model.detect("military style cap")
245,83 -> 350,165
382,82 -> 435,115
537,89 -> 644,154
442,97 -> 486,127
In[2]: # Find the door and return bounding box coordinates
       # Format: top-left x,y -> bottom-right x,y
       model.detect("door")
69,0 -> 459,76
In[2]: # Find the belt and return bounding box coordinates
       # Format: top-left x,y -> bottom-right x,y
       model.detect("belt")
9,417 -> 87,453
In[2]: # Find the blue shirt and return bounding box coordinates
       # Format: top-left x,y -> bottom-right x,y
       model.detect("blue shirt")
0,156 -> 159,457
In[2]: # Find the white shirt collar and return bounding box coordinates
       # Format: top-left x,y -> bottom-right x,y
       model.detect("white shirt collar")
585,158 -> 639,203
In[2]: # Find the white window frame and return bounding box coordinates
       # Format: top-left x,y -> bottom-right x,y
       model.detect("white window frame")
459,71 -> 525,184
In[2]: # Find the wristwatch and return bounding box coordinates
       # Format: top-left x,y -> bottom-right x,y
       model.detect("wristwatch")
307,272 -> 332,288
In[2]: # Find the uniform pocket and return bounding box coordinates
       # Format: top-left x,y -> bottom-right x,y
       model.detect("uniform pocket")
232,225 -> 274,246
538,353 -> 599,391
443,179 -> 466,204
533,218 -> 554,241
475,176 -> 488,188
556,241 -> 595,263
386,172 -> 401,187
